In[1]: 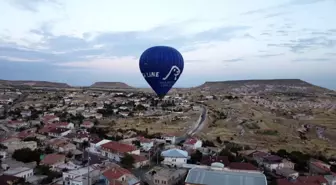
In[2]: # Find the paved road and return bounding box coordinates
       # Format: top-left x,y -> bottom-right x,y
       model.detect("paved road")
177,105 -> 207,142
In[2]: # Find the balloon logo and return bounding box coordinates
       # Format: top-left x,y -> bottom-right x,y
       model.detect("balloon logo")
139,46 -> 184,99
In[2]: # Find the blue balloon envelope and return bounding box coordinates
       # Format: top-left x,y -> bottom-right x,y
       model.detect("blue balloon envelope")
139,46 -> 184,98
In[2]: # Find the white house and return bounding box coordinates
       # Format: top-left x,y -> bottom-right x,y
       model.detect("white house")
88,138 -> 111,153
57,122 -> 75,129
48,127 -> 71,138
63,166 -> 101,185
3,141 -> 37,153
6,120 -> 28,129
137,137 -> 154,151
100,141 -> 140,162
183,138 -> 202,149
161,148 -> 189,166
4,167 -> 34,179
162,134 -> 177,144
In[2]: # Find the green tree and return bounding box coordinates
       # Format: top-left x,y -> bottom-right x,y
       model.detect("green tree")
190,150 -> 203,164
120,153 -> 135,169
12,148 -> 41,164
44,146 -> 54,154
132,140 -> 141,148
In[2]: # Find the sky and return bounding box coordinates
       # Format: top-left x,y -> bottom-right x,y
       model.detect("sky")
0,0 -> 335,89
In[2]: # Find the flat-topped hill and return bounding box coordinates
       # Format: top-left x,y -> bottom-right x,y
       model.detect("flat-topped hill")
90,82 -> 134,89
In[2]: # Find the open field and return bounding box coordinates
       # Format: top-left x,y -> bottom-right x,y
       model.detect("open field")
100,110 -> 200,135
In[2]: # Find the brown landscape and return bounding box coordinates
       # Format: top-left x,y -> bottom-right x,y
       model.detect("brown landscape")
1,78 -> 336,157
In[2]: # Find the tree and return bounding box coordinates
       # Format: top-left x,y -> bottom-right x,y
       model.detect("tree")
132,140 -> 141,148
120,153 -> 135,169
12,148 -> 41,164
0,143 -> 7,149
216,136 -> 222,144
82,140 -> 90,149
44,146 -> 55,154
331,165 -> 336,172
276,149 -> 288,158
190,150 -> 203,164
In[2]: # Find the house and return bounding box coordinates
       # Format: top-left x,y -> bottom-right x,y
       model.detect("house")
49,139 -> 76,153
0,174 -> 24,185
161,148 -> 189,166
38,124 -> 57,134
0,151 -> 7,159
131,154 -> 150,168
309,159 -> 331,175
102,166 -> 140,185
62,166 -> 101,185
40,153 -> 66,169
275,168 -> 299,179
16,128 -> 37,139
276,175 -> 328,185
81,121 -> 94,129
185,167 -> 267,185
20,110 -> 31,118
3,167 -> 34,180
262,155 -> 284,171
71,131 -> 89,144
324,175 -> 336,185
149,168 -> 187,185
183,138 -> 202,149
228,162 -> 260,171
88,138 -> 111,153
161,134 -> 176,144
56,122 -> 74,129
6,120 -> 28,129
3,141 -> 37,153
48,127 -> 71,138
100,141 -> 140,162
137,136 -> 154,151
42,115 -> 59,124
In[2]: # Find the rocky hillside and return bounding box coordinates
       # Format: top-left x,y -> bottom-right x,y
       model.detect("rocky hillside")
195,79 -> 330,94
0,80 -> 71,88
90,82 -> 134,89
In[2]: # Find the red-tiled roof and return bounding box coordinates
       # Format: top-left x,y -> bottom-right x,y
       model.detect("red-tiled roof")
82,121 -> 94,126
42,115 -> 59,123
131,154 -> 148,163
57,122 -> 71,126
276,175 -> 328,185
16,128 -> 36,139
7,120 -> 25,125
103,166 -> 131,180
0,174 -> 23,185
311,161 -> 330,172
41,153 -> 65,165
101,141 -> 137,153
49,127 -> 70,134
89,137 -> 102,144
228,162 -> 259,171
184,138 -> 199,145
137,136 -> 151,143
38,124 -> 57,134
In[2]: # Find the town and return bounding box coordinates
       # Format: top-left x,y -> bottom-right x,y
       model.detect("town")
0,83 -> 335,185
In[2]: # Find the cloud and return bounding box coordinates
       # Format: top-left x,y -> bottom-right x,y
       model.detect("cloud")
0,56 -> 43,62
8,0 -> 62,12
222,58 -> 244,62
257,53 -> 285,58
291,58 -> 331,62
0,0 -> 336,89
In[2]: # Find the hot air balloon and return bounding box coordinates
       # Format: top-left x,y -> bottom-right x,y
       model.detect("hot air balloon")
139,46 -> 184,99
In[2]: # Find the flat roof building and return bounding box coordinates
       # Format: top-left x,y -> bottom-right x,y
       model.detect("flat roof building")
185,167 -> 267,185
